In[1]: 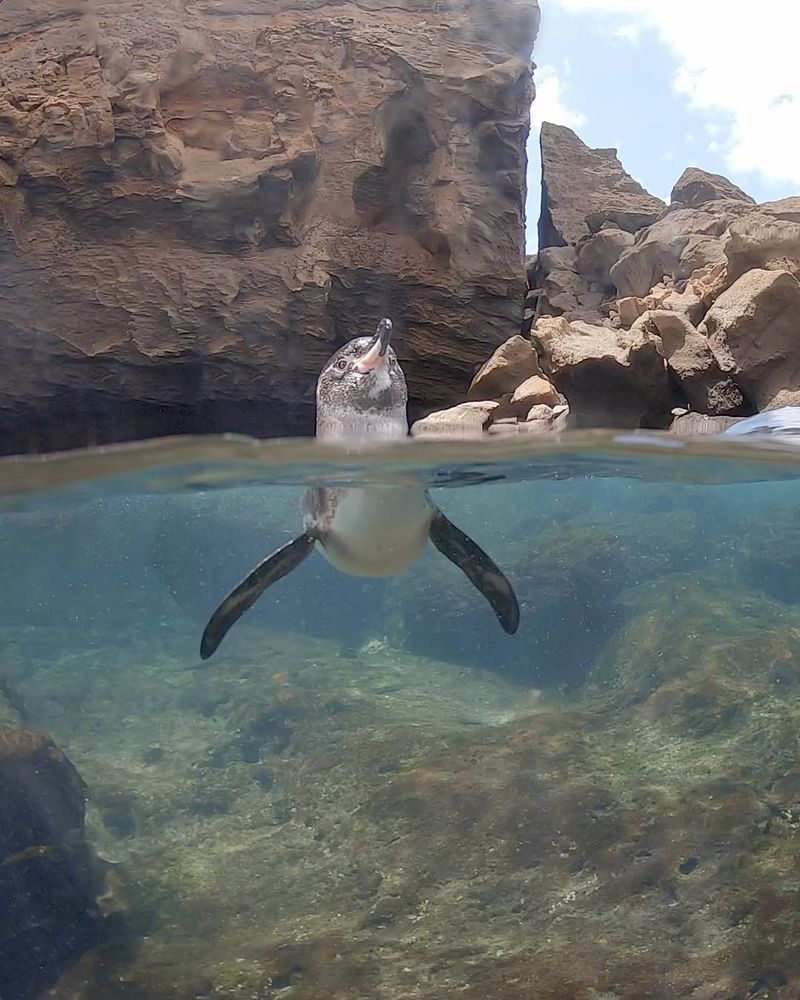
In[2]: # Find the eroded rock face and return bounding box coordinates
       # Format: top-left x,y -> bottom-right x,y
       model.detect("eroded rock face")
0,0 -> 538,455
538,123 -> 664,248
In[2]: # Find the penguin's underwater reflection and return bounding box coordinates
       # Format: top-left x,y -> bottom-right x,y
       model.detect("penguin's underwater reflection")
200,318 -> 520,660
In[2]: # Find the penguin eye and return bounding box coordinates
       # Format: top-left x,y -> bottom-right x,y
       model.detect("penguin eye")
335,359 -> 348,371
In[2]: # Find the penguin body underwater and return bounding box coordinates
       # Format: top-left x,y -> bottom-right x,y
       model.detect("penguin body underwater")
200,318 -> 520,659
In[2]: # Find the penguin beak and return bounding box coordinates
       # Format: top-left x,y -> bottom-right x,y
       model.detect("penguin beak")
355,318 -> 393,373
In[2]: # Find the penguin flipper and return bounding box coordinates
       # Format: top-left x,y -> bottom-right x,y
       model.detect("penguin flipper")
200,532 -> 316,659
428,508 -> 520,635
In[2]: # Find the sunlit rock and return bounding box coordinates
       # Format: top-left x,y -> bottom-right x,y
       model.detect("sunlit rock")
509,373 -> 562,413
467,336 -> 543,401
534,318 -> 673,427
670,167 -> 755,210
634,309 -> 747,416
701,268 -> 800,410
539,124 -> 664,248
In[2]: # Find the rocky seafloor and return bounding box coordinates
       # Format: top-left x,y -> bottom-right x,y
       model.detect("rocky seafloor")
3,477 -> 800,999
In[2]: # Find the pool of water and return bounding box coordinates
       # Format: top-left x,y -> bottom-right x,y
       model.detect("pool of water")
2,430 -> 800,998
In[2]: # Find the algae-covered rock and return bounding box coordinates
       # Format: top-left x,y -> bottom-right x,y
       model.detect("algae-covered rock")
14,589 -> 800,1000
0,684 -> 23,729
0,729 -> 115,999
388,507 -> 716,688
589,574 -> 800,732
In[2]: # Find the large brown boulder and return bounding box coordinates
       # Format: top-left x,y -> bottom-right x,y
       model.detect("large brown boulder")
538,123 -> 664,248
634,309 -> 746,416
466,335 -> 542,400
534,317 -> 672,427
701,268 -> 800,410
725,197 -> 800,280
0,0 -> 539,456
575,227 -> 635,289
610,204 -> 749,298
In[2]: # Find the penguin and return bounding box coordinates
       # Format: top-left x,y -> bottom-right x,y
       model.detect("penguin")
200,318 -> 520,659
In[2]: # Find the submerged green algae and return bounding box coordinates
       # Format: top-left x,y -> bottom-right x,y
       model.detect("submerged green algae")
4,594 -> 800,1000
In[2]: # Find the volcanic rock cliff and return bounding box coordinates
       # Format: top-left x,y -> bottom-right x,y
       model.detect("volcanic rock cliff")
0,0 -> 538,455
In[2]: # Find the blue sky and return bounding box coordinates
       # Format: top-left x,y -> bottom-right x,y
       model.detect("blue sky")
525,1 -> 800,249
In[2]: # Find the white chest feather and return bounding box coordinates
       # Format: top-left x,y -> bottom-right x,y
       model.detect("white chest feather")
319,487 -> 433,577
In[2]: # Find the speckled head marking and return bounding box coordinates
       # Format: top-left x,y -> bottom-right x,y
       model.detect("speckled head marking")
316,318 -> 408,440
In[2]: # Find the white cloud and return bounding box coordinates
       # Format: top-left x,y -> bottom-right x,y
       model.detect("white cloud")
613,23 -> 641,43
531,64 -> 586,132
552,0 -> 800,189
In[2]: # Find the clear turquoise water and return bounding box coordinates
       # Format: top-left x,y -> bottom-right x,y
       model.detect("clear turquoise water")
3,431 -> 800,998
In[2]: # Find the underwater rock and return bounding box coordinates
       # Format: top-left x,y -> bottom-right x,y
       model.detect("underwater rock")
0,697 -> 18,729
17,544 -> 800,999
0,729 -> 113,999
0,680 -> 25,729
538,124 -> 664,248
0,0 -> 539,455
387,508 -> 711,687
588,574 -> 800,729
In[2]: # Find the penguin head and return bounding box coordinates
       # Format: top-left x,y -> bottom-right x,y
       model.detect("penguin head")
316,319 -> 408,434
